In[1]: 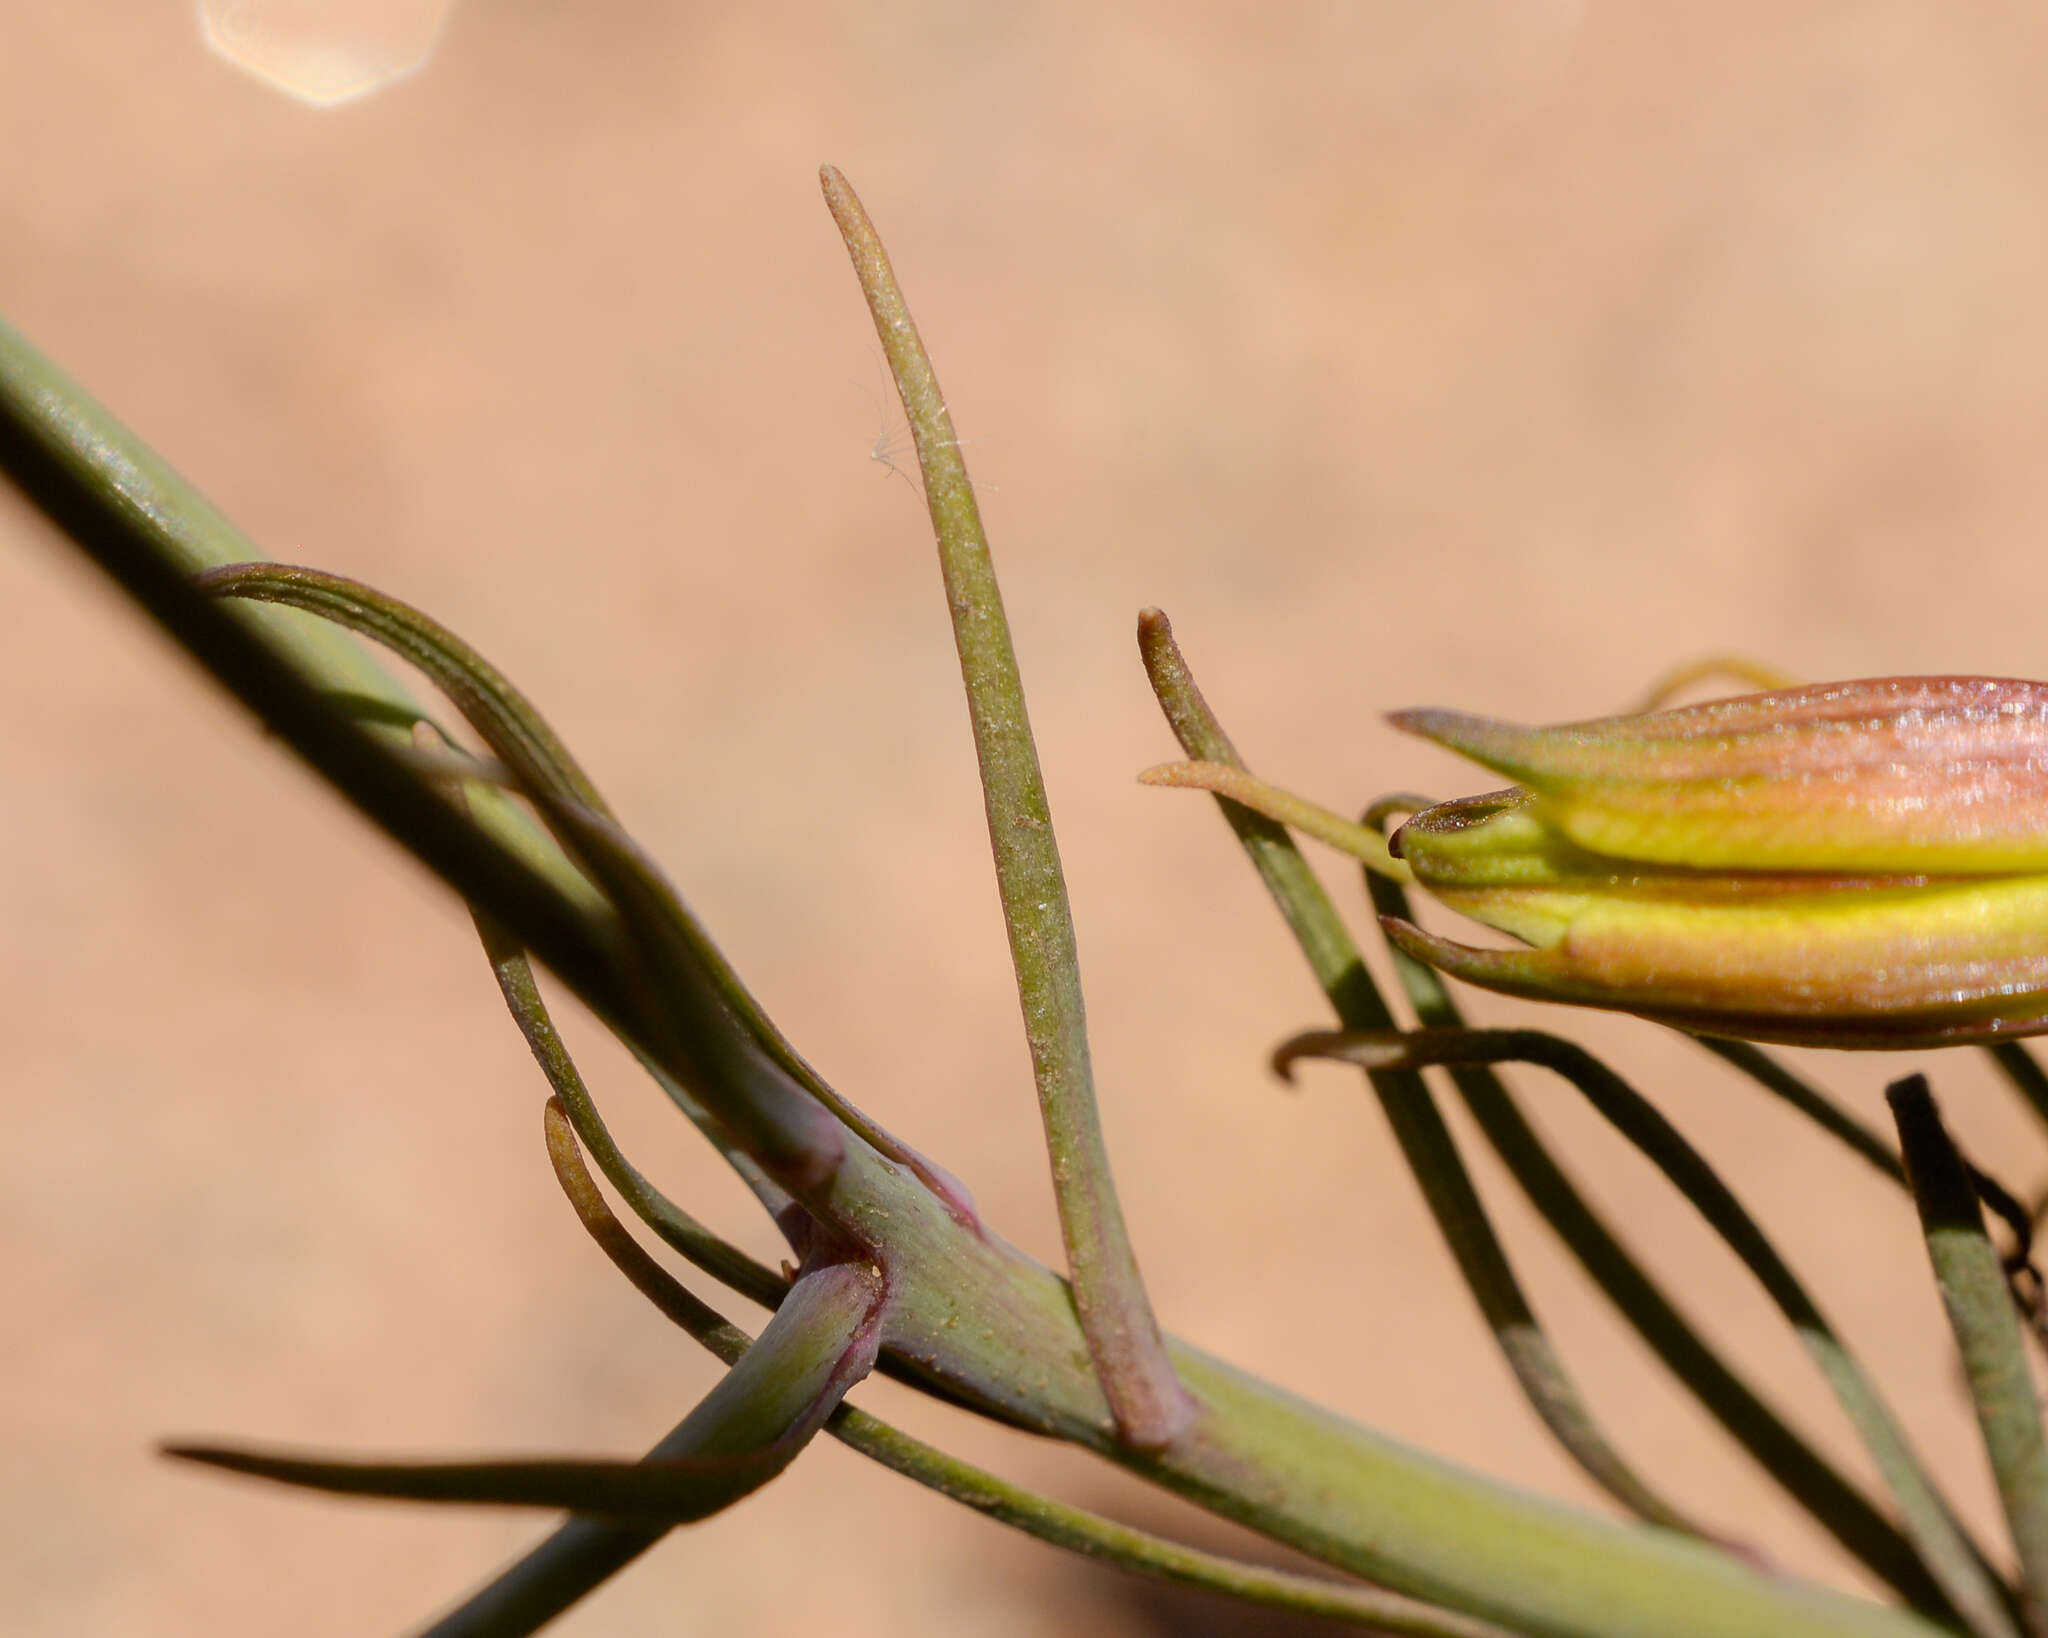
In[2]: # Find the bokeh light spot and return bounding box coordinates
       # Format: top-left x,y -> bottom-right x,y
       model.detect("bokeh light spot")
199,0 -> 454,107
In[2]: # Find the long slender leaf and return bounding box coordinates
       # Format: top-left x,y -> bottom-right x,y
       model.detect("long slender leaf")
822,166 -> 1187,1447
477,920 -> 790,1310
163,1442 -> 808,1520
540,1098 -> 1519,1638
1891,1077 -> 2048,1638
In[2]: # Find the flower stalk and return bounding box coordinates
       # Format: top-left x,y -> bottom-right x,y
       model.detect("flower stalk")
1891,1077 -> 2048,1638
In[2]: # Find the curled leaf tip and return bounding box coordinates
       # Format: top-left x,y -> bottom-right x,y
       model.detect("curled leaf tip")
1272,1029 -> 1404,1079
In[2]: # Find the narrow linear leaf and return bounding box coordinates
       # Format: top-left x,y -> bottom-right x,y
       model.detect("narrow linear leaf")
543,1099 -> 757,1355
194,562 -> 611,813
1138,759 -> 1410,877
1282,1029 -> 2018,1638
1891,1077 -> 2048,1638
542,1098 -> 1518,1638
278,1258 -> 879,1638
1694,1040 -> 2042,1294
162,1443 -> 801,1522
481,926 -> 789,1310
822,165 -> 1187,1448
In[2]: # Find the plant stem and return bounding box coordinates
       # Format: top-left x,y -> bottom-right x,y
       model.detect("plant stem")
478,922 -> 791,1310
0,317 -> 599,909
0,331 -> 632,1032
820,165 -> 1188,1449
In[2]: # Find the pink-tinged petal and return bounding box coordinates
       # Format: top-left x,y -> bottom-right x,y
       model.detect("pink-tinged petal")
1390,678 -> 2048,873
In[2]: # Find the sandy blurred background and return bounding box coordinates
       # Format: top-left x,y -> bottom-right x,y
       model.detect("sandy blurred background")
9,3 -> 2048,1633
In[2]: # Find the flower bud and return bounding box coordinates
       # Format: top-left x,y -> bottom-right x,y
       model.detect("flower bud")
1384,679 -> 2048,1048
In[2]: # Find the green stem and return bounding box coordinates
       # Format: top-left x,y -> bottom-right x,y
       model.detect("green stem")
1890,1077 -> 2048,1638
0,331 -> 636,1043
821,166 -> 1187,1449
544,1099 -> 1518,1638
1138,759 -> 1410,878
0,317 -> 597,909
